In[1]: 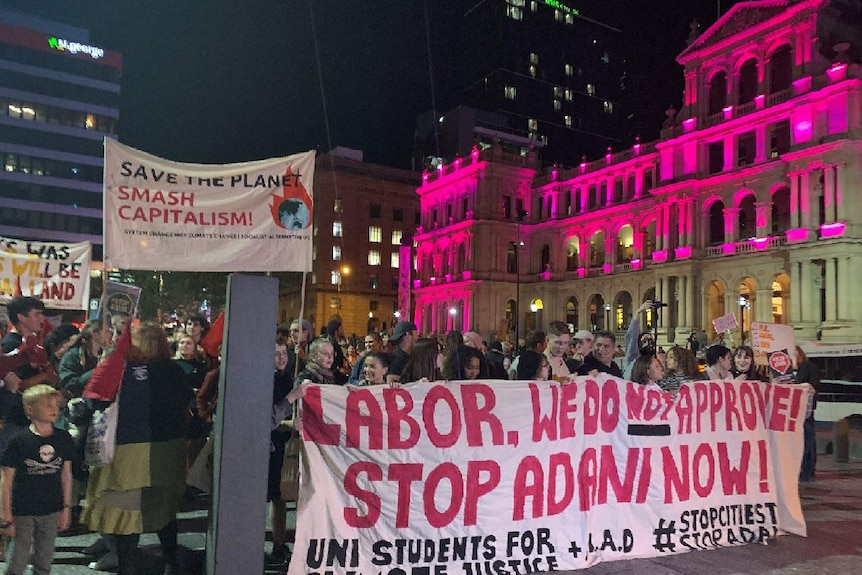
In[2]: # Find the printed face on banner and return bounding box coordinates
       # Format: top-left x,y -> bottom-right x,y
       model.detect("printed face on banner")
288,376 -> 808,575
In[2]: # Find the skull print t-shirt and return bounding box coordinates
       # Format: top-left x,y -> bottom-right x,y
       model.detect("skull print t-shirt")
1,426 -> 75,516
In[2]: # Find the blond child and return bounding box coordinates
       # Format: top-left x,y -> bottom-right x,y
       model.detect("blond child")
1,384 -> 75,575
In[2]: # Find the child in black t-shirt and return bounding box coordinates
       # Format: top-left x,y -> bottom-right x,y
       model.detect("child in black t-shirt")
1,384 -> 75,575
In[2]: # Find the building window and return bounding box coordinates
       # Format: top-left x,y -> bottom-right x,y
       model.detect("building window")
602,52 -> 610,64
331,271 -> 341,285
530,52 -> 539,65
507,6 -> 522,20
369,275 -> 379,289
504,85 -> 517,100
553,99 -> 561,111
564,115 -> 572,128
370,300 -> 379,311
603,101 -> 614,113
369,226 -> 382,243
565,64 -> 573,76
565,89 -> 573,101
370,203 -> 381,218
334,198 -> 342,213
586,83 -> 595,96
393,208 -> 404,221
530,1 -> 537,12
368,250 -> 381,266
528,118 -> 538,131
333,221 -> 343,237
565,13 -> 574,25
554,86 -> 563,98
391,230 -> 403,245
332,246 -> 341,261
555,9 -> 563,21
391,252 -> 399,268
529,65 -> 536,78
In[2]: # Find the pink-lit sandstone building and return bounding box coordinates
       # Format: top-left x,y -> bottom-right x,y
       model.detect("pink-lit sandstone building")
412,0 -> 862,348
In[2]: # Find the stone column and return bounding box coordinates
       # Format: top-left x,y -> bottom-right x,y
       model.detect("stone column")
789,172 -> 801,228
678,275 -> 688,328
825,258 -> 838,321
799,170 -> 813,229
686,273 -> 696,327
755,201 -> 772,237
723,207 -> 740,243
756,287 -> 773,323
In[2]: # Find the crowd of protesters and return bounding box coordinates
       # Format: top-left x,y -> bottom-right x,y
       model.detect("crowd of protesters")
0,294 -> 821,573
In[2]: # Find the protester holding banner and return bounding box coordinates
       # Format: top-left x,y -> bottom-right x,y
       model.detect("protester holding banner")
704,345 -> 734,380
795,345 -> 820,482
731,345 -> 769,381
58,320 -> 112,399
630,354 -> 665,392
516,349 -> 550,381
450,346 -> 489,381
294,339 -> 338,387
660,345 -> 700,391
358,351 -> 391,386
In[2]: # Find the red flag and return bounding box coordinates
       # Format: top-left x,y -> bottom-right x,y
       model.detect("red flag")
199,311 -> 224,360
83,324 -> 131,402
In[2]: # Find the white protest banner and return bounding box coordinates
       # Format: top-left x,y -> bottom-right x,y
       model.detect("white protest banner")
0,236 -> 91,310
103,139 -> 315,272
712,312 -> 738,335
288,376 -> 806,575
751,322 -> 796,366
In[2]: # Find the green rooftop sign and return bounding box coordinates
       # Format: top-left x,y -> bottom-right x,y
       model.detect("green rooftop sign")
544,0 -> 580,16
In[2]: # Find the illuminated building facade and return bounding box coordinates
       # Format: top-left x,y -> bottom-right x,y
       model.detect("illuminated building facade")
413,0 -> 862,347
280,148 -> 421,338
0,11 -> 122,260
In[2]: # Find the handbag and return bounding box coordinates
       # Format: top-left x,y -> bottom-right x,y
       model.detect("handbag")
84,393 -> 120,467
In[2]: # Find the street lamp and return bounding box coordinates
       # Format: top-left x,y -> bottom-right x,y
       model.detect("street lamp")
604,303 -> 612,331
449,306 -> 457,331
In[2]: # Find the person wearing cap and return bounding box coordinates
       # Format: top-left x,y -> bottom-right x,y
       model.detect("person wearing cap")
386,321 -> 418,385
571,329 -> 594,370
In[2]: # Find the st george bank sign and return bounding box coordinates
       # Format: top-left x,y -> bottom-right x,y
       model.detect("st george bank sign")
47,36 -> 105,59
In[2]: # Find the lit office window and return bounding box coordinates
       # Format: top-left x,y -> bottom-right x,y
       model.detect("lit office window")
529,65 -> 536,77
555,10 -> 563,21
565,13 -> 574,25
587,83 -> 596,96
554,99 -> 561,111
333,221 -> 342,237
602,52 -> 610,64
530,1 -> 537,12
554,86 -> 563,98
504,85 -> 517,100
565,64 -> 573,76
530,52 -> 539,65
391,252 -> 400,268
334,198 -> 342,213
331,271 -> 341,285
603,101 -> 614,114
507,6 -> 522,20
368,250 -> 381,266
391,230 -> 403,245
369,226 -> 382,243
332,246 -> 341,261
528,118 -> 538,131
565,89 -> 573,101
565,115 -> 572,128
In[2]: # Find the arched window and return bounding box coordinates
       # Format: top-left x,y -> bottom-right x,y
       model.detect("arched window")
617,225 -> 634,263
540,244 -> 551,271
771,187 -> 791,235
738,196 -> 757,239
738,58 -> 758,105
566,297 -> 579,329
708,201 -> 725,245
769,45 -> 793,93
589,231 -> 605,267
709,71 -> 727,115
566,238 -> 579,271
506,242 -> 518,274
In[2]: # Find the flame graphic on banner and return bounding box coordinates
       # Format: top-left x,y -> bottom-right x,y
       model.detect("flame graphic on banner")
270,166 -> 313,230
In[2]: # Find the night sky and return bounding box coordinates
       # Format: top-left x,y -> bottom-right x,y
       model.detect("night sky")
4,0 -> 743,168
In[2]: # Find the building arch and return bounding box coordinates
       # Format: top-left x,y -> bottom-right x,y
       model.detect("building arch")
704,279 -> 727,341
588,230 -> 605,267
587,293 -> 606,331
565,236 -> 580,271
737,277 -> 757,341
612,291 -> 633,332
707,199 -> 725,245
771,186 -> 791,235
768,44 -> 793,93
772,273 -> 791,324
616,224 -> 634,263
737,57 -> 759,105
738,195 -> 757,240
565,296 -> 579,331
708,70 -> 728,115
540,244 -> 551,272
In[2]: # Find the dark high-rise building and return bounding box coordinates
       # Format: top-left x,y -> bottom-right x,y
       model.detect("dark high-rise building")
457,0 -> 623,166
0,10 -> 122,260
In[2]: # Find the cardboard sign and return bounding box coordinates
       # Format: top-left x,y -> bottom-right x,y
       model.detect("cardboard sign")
712,312 -> 738,335
751,322 -> 795,367
0,236 -> 91,310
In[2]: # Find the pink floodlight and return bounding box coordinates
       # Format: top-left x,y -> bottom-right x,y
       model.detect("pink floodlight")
674,246 -> 692,259
786,228 -> 809,242
793,76 -> 811,94
723,105 -> 733,120
827,63 -> 848,82
577,267 -> 586,278
820,222 -> 846,238
652,250 -> 668,263
749,237 -> 770,250
683,117 -> 696,132
721,243 -> 736,255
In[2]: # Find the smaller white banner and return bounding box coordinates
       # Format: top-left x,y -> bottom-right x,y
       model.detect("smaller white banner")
103,139 -> 315,272
751,322 -> 796,366
0,236 -> 91,310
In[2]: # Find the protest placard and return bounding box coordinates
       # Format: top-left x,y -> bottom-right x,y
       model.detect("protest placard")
751,322 -> 795,366
0,236 -> 91,310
